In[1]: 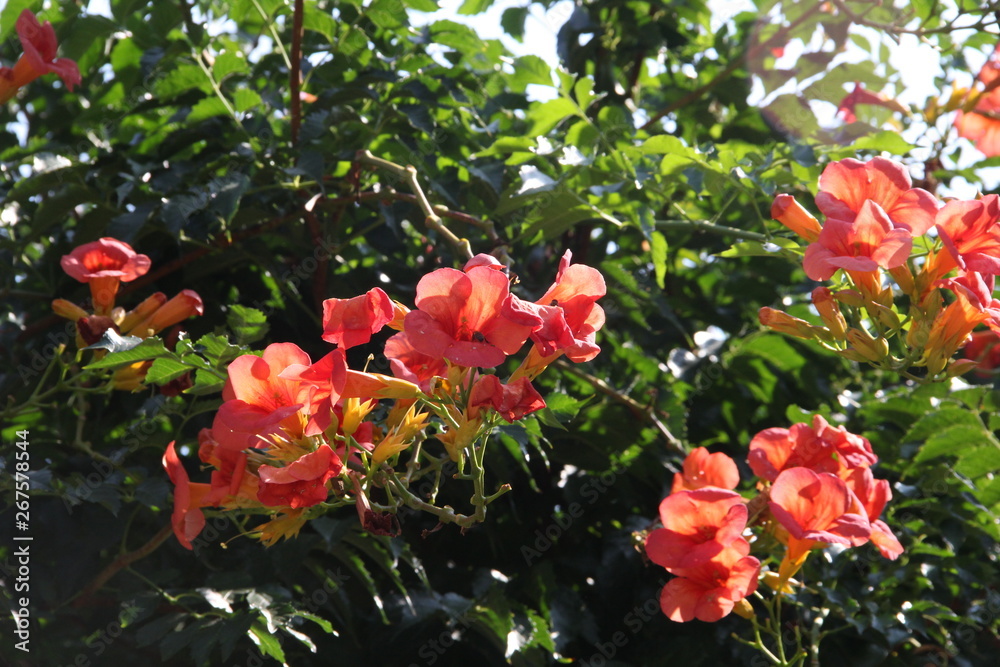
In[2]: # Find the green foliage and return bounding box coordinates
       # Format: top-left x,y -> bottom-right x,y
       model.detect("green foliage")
2,0 -> 1000,665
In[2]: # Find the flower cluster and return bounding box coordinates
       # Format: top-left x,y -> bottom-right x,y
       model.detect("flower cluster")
762,156 -> 1000,380
645,416 -> 900,623
954,44 -> 1000,158
0,10 -> 81,104
52,237 -> 204,390
164,252 -> 605,549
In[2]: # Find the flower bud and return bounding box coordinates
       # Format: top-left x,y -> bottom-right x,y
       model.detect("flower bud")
759,307 -> 818,340
119,292 -> 168,334
846,328 -> 889,362
52,298 -> 89,321
947,358 -> 980,378
833,289 -> 864,308
811,287 -> 847,340
771,194 -> 822,243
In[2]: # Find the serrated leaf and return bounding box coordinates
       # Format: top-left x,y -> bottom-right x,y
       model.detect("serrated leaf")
249,621 -> 286,662
227,305 -> 270,345
233,87 -> 262,112
85,337 -> 169,369
197,334 -> 242,364
145,356 -> 191,385
955,445 -> 1000,479
186,369 -> 226,395
913,424 -> 993,465
188,96 -> 230,123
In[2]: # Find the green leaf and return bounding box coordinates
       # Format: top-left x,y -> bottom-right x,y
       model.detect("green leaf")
227,306 -> 270,346
85,338 -> 170,370
233,87 -> 262,113
913,424 -> 994,465
527,97 -> 580,136
955,445 -> 1000,479
641,135 -> 690,156
187,369 -> 226,395
509,55 -> 554,91
847,131 -> 916,156
501,6 -> 528,41
212,50 -> 247,82
0,0 -> 34,43
196,334 -> 242,365
188,97 -> 231,123
458,0 -> 492,15
145,356 -> 192,385
717,237 -> 801,260
650,231 -> 668,289
249,621 -> 286,662
368,0 -> 407,28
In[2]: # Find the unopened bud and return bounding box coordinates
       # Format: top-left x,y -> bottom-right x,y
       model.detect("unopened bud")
888,264 -> 915,296
833,289 -> 864,308
759,307 -> 818,340
947,358 -> 980,377
771,194 -> 822,243
846,328 -> 889,362
811,287 -> 847,340
52,298 -> 89,321
865,301 -> 901,331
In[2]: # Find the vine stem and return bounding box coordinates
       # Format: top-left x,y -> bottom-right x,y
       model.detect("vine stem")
290,0 -> 304,145
70,523 -> 174,605
356,150 -> 474,261
555,359 -> 687,453
655,219 -> 770,242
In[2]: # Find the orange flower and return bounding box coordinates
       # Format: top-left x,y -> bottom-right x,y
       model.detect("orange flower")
502,250 -> 606,363
126,289 -> 204,337
163,442 -> 213,550
0,10 -> 81,104
657,540 -> 760,623
748,415 -> 877,483
963,329 -> 1000,375
814,157 -> 938,236
758,307 -> 813,339
321,288 -> 394,349
256,444 -> 343,509
934,195 -> 1000,276
842,468 -> 903,560
60,238 -> 151,315
920,288 -> 990,376
468,374 -> 546,423
811,287 -> 847,340
955,45 -> 1000,157
645,488 -> 749,569
802,200 -> 912,290
768,467 -> 871,564
671,447 -> 740,493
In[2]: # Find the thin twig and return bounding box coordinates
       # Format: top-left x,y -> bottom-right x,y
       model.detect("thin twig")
70,523 -> 174,605
356,150 -> 474,261
829,0 -> 998,36
290,0 -> 304,145
555,359 -> 687,453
